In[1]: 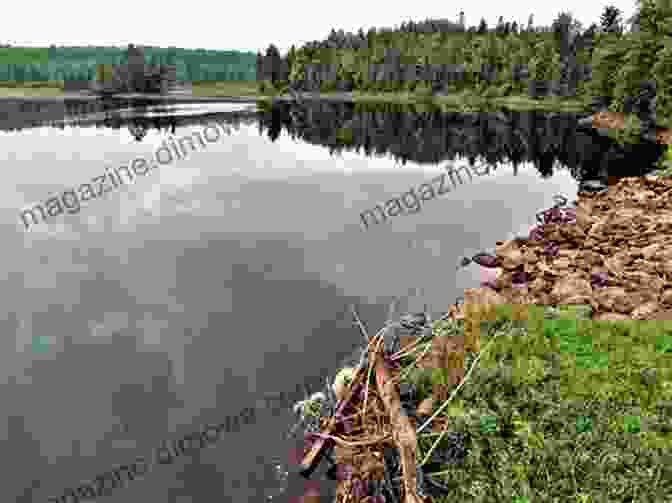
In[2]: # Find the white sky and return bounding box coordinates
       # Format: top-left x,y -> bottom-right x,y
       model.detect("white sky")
6,0 -> 639,55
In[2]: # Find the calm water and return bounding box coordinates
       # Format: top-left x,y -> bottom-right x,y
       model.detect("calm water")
0,98 -> 653,503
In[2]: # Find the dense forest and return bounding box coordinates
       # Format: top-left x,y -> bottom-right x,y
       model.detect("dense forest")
0,46 -> 257,82
256,0 -> 672,124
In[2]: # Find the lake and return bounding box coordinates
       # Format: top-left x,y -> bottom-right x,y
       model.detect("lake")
0,97 -> 662,503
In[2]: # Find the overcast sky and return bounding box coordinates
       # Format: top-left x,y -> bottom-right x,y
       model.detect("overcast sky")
7,0 -> 639,55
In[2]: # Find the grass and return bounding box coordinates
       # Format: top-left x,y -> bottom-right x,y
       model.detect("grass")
345,90 -> 590,112
152,80 -> 594,112
400,304 -> 672,502
191,80 -> 262,98
0,80 -> 647,117
0,80 -> 65,97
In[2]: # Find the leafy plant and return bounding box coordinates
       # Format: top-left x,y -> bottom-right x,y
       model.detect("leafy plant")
606,113 -> 644,146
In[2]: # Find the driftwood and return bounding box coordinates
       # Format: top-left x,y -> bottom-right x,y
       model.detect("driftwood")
299,365 -> 367,477
373,352 -> 426,503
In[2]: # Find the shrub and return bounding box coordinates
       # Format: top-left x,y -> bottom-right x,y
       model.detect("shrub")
654,144 -> 672,175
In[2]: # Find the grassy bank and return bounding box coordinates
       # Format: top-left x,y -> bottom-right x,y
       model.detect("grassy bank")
0,80 -> 593,112
405,304 -> 672,501
0,80 -> 65,97
191,80 -> 261,98
346,90 -> 589,112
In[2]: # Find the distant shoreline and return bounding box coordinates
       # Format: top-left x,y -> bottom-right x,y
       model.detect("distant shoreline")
0,92 -> 262,104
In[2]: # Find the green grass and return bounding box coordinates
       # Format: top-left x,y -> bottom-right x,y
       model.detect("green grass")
0,82 -> 65,97
191,80 -> 261,98
347,90 -> 590,112
408,305 -> 672,502
182,81 -> 593,112
0,80 -> 63,88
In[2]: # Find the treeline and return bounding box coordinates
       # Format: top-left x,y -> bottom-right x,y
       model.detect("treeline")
0,46 -> 257,82
255,13 -> 598,96
256,0 -> 672,124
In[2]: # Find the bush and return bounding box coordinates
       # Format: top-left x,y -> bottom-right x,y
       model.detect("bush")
606,113 -> 643,146
413,81 -> 433,96
481,85 -> 501,99
655,144 -> 672,175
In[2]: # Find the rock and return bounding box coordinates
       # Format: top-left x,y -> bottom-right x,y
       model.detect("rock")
630,301 -> 661,320
577,116 -> 594,128
416,397 -> 434,416
661,289 -> 672,306
578,179 -> 608,193
594,312 -> 631,321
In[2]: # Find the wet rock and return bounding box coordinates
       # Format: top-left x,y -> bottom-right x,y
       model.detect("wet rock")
578,179 -> 608,193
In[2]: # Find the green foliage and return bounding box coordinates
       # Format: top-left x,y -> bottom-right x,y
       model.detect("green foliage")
651,36 -> 672,122
654,143 -> 672,174
611,32 -> 662,112
0,46 -> 256,83
600,5 -> 624,34
583,34 -> 628,102
257,79 -> 278,94
266,8 -> 672,123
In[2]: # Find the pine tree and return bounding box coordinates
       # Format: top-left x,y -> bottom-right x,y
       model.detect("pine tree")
265,44 -> 282,84
600,5 -> 624,34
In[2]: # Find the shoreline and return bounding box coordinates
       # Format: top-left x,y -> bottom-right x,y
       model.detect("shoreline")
0,92 -> 262,104
2,88 -> 670,129
292,175 -> 672,502
0,86 -> 592,111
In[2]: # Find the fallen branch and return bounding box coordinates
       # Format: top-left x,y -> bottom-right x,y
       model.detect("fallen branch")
373,351 -> 426,503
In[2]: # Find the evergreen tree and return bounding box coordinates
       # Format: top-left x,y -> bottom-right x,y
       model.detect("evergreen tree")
286,45 -> 296,71
265,44 -> 283,84
600,5 -> 624,34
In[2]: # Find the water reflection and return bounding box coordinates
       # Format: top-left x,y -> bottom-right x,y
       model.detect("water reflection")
253,101 -> 666,187
0,98 -> 257,141
1,98 -> 665,187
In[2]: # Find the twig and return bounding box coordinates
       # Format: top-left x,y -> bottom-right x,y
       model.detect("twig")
312,431 -> 392,447
387,297 -> 399,324
362,335 -> 385,420
350,304 -> 371,342
417,331 -> 503,466
390,332 -> 431,361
